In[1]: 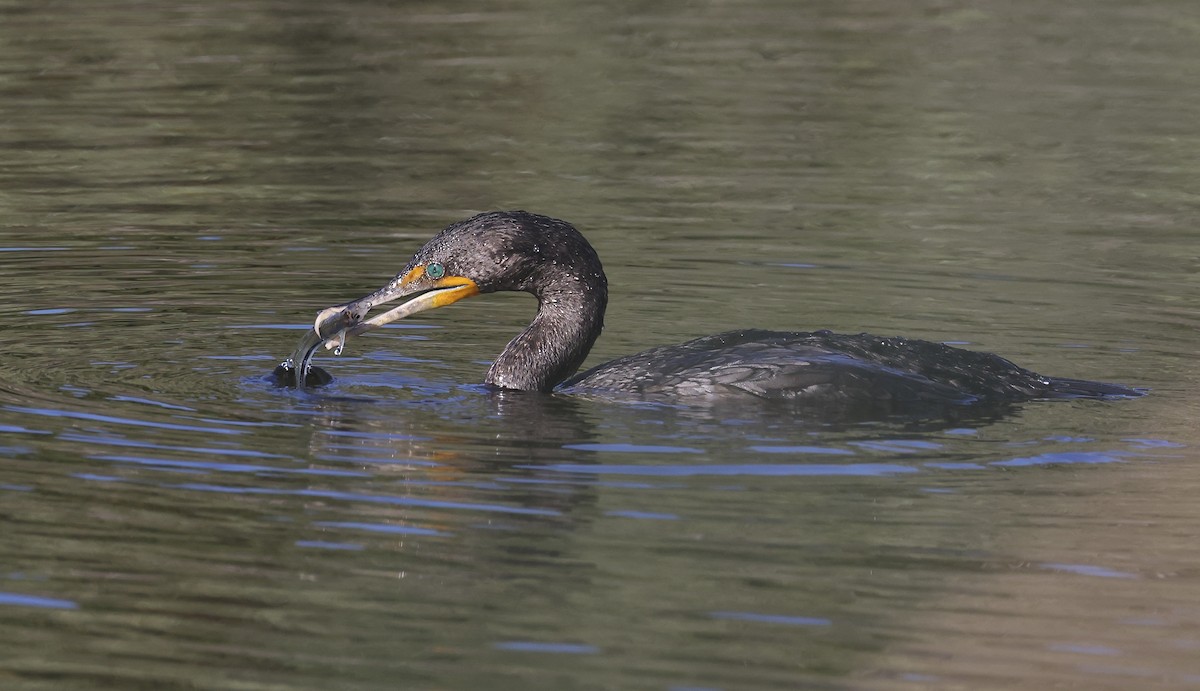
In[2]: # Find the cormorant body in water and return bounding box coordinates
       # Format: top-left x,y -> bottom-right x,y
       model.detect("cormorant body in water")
283,211 -> 1140,413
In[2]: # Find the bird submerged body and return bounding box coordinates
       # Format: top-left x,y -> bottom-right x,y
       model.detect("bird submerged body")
562,328 -> 1137,408
285,211 -> 1141,414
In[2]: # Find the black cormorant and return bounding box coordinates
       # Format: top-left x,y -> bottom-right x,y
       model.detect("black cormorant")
280,211 -> 1141,413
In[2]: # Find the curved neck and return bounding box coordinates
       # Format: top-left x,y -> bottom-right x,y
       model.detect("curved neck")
484,275 -> 607,392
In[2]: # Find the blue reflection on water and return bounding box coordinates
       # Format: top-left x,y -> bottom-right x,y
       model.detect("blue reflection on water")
1040,563 -> 1138,579
0,592 -> 78,610
6,406 -> 244,435
320,428 -> 430,442
531,463 -> 918,477
850,439 -> 942,453
27,308 -> 76,315
72,473 -> 124,482
605,510 -> 679,520
0,424 -> 51,435
564,443 -> 704,454
313,521 -> 446,537
710,611 -> 831,627
107,396 -> 197,412
1123,438 -> 1185,449
991,451 -> 1126,467
748,445 -> 855,455
63,432 -> 289,459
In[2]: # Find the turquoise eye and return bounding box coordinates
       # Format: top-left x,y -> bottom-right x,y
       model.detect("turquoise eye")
426,262 -> 445,279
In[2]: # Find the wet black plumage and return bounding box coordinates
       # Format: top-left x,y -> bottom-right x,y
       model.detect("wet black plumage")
305,211 -> 1141,411
406,212 -> 609,392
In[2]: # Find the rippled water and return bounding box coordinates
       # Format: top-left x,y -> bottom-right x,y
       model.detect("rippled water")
3,1 -> 1199,689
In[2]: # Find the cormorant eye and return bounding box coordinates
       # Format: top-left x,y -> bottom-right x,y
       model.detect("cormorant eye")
426,262 -> 445,279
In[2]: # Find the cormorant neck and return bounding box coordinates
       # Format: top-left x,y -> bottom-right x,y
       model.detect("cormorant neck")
485,270 -> 607,392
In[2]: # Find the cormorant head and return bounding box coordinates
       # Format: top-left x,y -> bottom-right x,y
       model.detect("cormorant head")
312,211 -> 606,343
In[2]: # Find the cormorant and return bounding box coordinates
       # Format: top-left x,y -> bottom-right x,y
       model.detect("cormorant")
278,211 -> 1141,414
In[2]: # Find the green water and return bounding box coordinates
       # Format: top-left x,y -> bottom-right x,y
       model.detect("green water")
2,1 -> 1199,689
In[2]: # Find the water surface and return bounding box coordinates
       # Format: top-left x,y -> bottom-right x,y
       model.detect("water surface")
2,1 -> 1199,689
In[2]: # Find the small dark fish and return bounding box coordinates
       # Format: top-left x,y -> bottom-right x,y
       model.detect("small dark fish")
270,303 -> 408,388
269,326 -> 335,388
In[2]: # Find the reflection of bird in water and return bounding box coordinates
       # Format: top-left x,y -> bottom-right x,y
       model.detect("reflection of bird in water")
298,211 -> 1141,415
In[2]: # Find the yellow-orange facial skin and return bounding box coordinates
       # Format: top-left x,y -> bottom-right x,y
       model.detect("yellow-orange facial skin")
347,266 -> 479,335
314,263 -> 480,346
397,264 -> 480,310
399,264 -> 426,284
